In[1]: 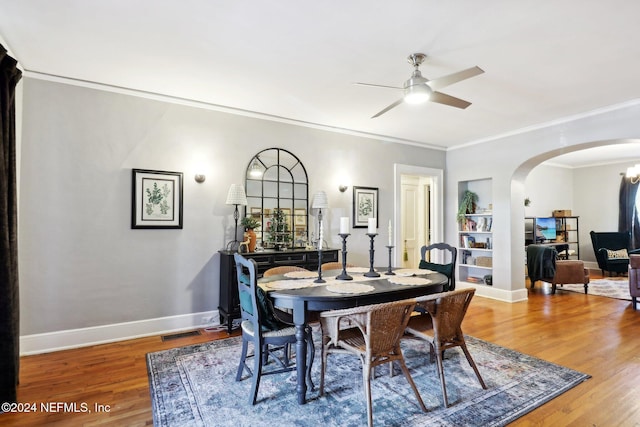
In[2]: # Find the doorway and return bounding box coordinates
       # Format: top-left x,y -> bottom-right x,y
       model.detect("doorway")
394,164 -> 443,268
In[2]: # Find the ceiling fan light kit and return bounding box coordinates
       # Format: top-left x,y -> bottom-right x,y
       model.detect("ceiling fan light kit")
356,53 -> 484,118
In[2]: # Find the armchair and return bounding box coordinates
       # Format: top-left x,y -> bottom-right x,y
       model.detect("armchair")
630,254 -> 640,310
526,244 -> 590,294
590,231 -> 640,276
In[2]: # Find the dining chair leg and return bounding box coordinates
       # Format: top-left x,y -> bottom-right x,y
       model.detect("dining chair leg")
435,350 -> 449,407
250,341 -> 263,405
398,358 -> 427,412
236,339 -> 249,381
319,341 -> 328,396
460,344 -> 487,389
363,364 -> 374,427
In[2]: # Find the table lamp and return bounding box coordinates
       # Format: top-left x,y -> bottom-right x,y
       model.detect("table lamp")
226,184 -> 247,251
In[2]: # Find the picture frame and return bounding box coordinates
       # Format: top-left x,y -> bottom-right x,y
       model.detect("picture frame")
353,186 -> 379,228
131,169 -> 183,229
294,208 -> 306,226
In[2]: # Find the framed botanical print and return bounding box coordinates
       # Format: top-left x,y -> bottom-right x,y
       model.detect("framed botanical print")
131,169 -> 183,229
353,186 -> 378,228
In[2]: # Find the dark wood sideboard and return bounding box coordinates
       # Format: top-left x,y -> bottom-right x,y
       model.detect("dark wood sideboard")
218,248 -> 339,333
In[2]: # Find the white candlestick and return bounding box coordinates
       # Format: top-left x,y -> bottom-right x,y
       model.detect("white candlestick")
368,217 -> 376,234
388,220 -> 392,246
318,220 -> 323,249
340,217 -> 349,234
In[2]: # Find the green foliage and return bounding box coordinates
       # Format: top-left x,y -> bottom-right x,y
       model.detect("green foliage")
457,190 -> 478,223
241,216 -> 261,230
358,198 -> 373,216
145,182 -> 171,216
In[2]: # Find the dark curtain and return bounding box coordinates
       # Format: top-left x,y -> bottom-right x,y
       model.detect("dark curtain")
0,44 -> 22,405
619,176 -> 640,249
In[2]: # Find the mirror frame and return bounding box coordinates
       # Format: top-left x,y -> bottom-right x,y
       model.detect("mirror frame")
244,148 -> 309,250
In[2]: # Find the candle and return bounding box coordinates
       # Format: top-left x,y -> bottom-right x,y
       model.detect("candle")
318,220 -> 323,249
368,217 -> 376,234
340,217 -> 349,234
388,220 -> 392,246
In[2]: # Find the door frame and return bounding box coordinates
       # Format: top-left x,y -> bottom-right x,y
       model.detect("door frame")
393,164 -> 444,266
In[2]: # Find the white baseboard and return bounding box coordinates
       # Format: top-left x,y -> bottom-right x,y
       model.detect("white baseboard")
458,282 -> 529,303
20,310 -> 220,355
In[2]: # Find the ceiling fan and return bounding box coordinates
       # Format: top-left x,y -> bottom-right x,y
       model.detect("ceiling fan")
355,53 -> 484,118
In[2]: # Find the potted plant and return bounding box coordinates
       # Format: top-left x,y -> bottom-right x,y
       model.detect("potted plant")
241,216 -> 261,252
457,190 -> 478,223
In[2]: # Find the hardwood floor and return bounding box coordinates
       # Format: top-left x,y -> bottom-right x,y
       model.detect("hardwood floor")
3,274 -> 640,426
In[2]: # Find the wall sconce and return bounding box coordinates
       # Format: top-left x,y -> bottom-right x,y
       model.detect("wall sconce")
338,184 -> 348,193
194,174 -> 206,183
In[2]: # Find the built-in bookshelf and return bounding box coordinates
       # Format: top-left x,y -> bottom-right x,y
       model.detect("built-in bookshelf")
457,179 -> 493,285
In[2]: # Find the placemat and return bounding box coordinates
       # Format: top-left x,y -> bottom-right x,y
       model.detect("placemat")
387,276 -> 433,286
264,280 -> 314,290
284,270 -> 318,279
325,282 -> 375,294
394,268 -> 433,276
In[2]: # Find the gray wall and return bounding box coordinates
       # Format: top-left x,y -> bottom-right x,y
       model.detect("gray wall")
18,77 -> 445,335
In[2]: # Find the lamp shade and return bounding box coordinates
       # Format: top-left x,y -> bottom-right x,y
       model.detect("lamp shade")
226,184 -> 247,206
312,191 -> 329,209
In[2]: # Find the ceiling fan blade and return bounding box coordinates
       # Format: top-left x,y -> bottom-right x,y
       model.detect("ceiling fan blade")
354,82 -> 403,90
371,98 -> 404,118
430,91 -> 472,109
426,66 -> 484,91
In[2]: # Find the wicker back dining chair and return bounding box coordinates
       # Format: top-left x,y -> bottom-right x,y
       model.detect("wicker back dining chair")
263,265 -> 308,277
321,261 -> 353,271
319,299 -> 427,427
233,253 -> 315,405
404,288 -> 487,408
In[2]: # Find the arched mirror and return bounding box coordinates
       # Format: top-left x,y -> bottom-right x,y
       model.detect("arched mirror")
244,148 -> 309,250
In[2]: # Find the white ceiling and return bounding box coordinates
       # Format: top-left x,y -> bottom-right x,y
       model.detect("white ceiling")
2,0 -> 640,166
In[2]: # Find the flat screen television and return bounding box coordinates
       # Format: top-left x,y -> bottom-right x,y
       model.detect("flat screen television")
535,217 -> 557,242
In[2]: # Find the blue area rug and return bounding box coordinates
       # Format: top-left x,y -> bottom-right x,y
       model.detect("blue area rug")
147,332 -> 589,427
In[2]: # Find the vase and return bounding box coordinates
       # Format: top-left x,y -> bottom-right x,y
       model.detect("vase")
246,229 -> 257,252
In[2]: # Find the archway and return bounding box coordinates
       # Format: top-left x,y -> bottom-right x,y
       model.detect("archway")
512,138 -> 640,280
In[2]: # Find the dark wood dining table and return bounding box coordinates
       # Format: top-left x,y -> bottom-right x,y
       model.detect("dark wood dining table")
262,268 -> 448,405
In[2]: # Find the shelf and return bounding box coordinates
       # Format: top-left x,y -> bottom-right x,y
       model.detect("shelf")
458,178 -> 493,287
525,216 -> 580,259
459,264 -> 492,270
